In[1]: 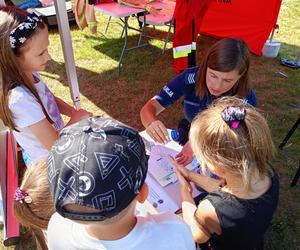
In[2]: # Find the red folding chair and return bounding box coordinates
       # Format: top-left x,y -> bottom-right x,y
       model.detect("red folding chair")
138,0 -> 175,54
0,130 -> 20,246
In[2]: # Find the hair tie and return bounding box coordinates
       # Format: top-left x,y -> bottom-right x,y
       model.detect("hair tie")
221,106 -> 246,129
14,187 -> 32,204
9,13 -> 43,52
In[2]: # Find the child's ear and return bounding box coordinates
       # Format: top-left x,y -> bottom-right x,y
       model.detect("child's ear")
136,183 -> 148,204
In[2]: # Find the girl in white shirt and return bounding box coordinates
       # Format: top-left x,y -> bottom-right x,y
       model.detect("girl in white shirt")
0,6 -> 91,166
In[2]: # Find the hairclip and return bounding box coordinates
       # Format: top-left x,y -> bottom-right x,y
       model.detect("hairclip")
221,106 -> 246,129
14,187 -> 32,204
9,13 -> 43,52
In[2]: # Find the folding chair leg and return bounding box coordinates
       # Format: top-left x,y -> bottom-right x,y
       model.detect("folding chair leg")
290,164 -> 300,187
162,23 -> 172,54
118,16 -> 129,75
138,15 -> 147,46
120,26 -> 125,39
104,16 -> 111,33
279,116 -> 300,149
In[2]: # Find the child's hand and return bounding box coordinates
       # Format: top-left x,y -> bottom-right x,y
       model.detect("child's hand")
69,109 -> 92,124
168,156 -> 193,194
146,120 -> 169,144
175,141 -> 193,165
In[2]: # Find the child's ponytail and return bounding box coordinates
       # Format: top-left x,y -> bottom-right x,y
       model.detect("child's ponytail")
13,162 -> 55,249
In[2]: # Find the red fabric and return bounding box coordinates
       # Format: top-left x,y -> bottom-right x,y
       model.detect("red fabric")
173,0 -> 213,73
0,132 -> 19,243
199,0 -> 282,55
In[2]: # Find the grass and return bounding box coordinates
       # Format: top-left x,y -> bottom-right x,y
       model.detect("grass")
1,0 -> 300,249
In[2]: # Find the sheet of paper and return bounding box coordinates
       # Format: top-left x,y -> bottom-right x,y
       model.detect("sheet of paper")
140,130 -> 183,155
145,174 -> 179,213
148,145 -> 199,187
139,130 -> 202,213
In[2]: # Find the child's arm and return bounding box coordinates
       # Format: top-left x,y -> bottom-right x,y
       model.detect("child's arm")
54,97 -> 75,117
174,165 -> 213,243
28,110 -> 92,151
188,171 -> 223,193
29,119 -> 58,151
54,97 -> 92,125
170,156 -> 222,192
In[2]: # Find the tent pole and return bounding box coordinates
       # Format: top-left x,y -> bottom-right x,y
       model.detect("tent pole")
53,1 -> 81,109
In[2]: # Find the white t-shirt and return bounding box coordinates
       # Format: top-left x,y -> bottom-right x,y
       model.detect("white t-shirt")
8,72 -> 64,166
47,212 -> 195,250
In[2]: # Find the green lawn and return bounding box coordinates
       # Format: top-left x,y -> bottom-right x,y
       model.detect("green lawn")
1,0 -> 300,249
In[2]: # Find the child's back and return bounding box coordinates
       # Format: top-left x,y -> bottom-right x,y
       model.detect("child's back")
48,212 -> 194,250
205,173 -> 279,250
47,116 -> 195,250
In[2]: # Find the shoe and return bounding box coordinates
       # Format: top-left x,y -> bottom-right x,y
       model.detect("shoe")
281,57 -> 300,69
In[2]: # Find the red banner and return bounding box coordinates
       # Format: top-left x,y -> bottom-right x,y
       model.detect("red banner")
199,0 -> 282,55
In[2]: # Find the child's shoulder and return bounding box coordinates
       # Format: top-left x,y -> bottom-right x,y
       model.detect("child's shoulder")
9,86 -> 33,106
49,212 -> 72,227
48,212 -> 76,238
137,212 -> 194,245
47,213 -> 84,249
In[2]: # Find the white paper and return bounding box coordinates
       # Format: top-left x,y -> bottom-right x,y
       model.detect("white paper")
140,130 -> 182,154
139,130 -> 202,213
148,145 -> 199,187
146,174 -> 179,213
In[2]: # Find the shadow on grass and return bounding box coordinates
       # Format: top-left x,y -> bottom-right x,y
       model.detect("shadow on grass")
43,35 -> 220,130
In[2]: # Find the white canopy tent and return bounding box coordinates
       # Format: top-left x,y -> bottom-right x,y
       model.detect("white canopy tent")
0,0 -> 81,109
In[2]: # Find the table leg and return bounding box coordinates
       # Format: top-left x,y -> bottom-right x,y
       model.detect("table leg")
162,22 -> 172,54
118,16 -> 129,74
105,16 -> 112,33
138,14 -> 147,46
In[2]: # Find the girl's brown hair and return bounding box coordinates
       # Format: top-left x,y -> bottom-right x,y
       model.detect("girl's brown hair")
13,162 -> 55,250
196,38 -> 251,97
0,6 -> 53,130
189,96 -> 275,191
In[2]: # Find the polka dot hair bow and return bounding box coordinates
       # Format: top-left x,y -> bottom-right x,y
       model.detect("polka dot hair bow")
9,13 -> 43,52
221,106 -> 246,129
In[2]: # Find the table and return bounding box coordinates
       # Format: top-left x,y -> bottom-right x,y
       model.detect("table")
94,2 -> 147,74
94,2 -> 166,74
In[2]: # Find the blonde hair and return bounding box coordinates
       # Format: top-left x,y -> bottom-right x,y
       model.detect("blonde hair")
13,161 -> 55,250
190,96 -> 275,191
0,6 -> 53,130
